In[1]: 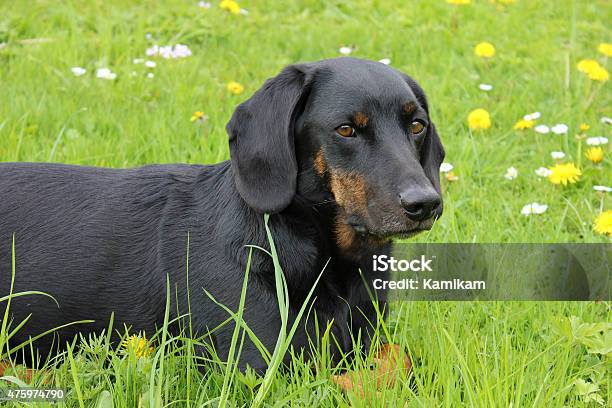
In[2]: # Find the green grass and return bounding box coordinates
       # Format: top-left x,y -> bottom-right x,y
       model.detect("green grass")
0,0 -> 610,406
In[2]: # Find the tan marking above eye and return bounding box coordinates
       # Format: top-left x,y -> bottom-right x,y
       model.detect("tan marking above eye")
336,125 -> 355,137
403,102 -> 417,114
354,112 -> 369,127
410,121 -> 425,135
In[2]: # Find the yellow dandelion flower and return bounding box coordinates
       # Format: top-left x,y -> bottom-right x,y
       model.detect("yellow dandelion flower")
586,65 -> 609,81
445,171 -> 459,182
547,163 -> 582,186
594,210 -> 612,236
598,43 -> 612,57
121,334 -> 154,358
513,119 -> 535,130
577,59 -> 599,73
468,108 -> 491,131
190,111 -> 206,122
446,0 -> 470,4
585,147 -> 604,164
474,42 -> 495,58
220,0 -> 241,14
579,123 -> 590,132
227,81 -> 244,95
577,59 -> 609,82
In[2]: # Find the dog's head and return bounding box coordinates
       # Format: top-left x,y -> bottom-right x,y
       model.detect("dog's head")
227,57 -> 445,249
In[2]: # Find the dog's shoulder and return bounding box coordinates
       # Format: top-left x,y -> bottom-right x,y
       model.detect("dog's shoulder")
0,161 -> 230,188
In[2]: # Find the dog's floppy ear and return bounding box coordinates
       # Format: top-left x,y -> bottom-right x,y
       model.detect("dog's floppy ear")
227,64 -> 311,213
401,73 -> 445,194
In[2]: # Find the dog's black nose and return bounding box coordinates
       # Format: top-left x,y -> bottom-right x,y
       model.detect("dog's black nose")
399,191 -> 441,221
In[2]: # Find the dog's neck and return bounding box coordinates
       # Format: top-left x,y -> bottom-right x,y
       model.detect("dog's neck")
209,162 -> 388,301
207,166 -> 344,298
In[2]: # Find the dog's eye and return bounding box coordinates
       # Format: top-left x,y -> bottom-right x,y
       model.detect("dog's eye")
335,125 -> 356,137
410,121 -> 425,135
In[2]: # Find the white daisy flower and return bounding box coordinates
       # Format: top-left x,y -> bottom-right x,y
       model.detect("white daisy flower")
521,202 -> 548,216
173,44 -> 192,58
534,125 -> 550,134
147,44 -> 192,59
600,117 -> 612,125
593,185 -> 612,192
198,1 -> 211,8
146,45 -> 159,57
159,45 -> 174,59
523,112 -> 541,121
535,167 -> 552,177
504,166 -> 518,180
71,67 -> 87,76
378,58 -> 391,65
439,162 -> 454,173
339,46 -> 352,55
551,151 -> 565,159
479,83 -> 493,91
586,136 -> 609,146
96,68 -> 117,80
239,8 -> 249,15
133,58 -> 144,64
147,73 -> 154,79
551,124 -> 568,134
145,60 -> 156,68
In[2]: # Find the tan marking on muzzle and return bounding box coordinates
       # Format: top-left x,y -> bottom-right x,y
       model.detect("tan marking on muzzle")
314,149 -> 326,177
329,169 -> 368,216
334,213 -> 391,256
354,112 -> 369,128
330,170 -> 375,253
334,216 -> 357,251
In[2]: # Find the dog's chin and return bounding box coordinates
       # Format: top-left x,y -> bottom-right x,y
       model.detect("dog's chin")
390,229 -> 424,239
375,227 -> 426,240
351,219 -> 435,240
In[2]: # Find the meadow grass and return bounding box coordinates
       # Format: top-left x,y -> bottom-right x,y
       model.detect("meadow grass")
0,0 -> 610,406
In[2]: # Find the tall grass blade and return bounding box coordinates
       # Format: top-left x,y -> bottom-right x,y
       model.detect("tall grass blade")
251,214 -> 328,407
219,247 -> 253,407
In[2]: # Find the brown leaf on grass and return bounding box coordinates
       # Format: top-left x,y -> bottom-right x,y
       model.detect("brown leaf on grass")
331,343 -> 412,396
0,361 -> 36,383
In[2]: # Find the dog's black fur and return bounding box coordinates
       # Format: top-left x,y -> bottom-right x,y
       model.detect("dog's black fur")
0,57 -> 444,371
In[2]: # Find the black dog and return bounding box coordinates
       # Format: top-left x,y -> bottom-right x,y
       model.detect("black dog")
0,57 -> 444,371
